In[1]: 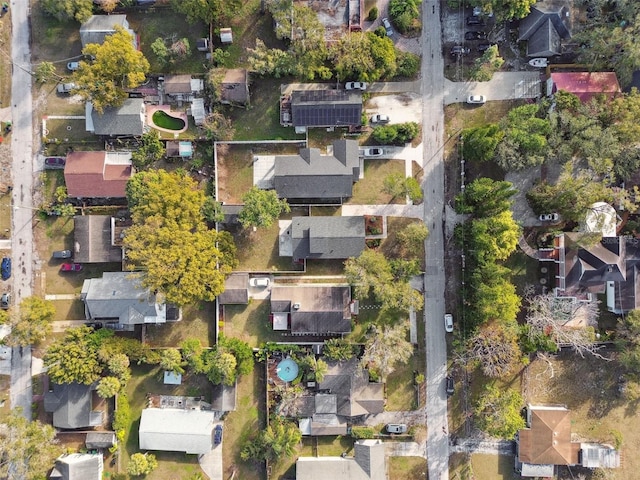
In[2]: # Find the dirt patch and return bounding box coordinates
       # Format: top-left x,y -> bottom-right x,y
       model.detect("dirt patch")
366,93 -> 422,125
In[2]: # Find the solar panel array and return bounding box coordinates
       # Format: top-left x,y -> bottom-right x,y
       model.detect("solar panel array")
291,90 -> 362,127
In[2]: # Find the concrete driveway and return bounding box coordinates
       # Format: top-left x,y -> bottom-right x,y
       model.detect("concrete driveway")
444,71 -> 542,105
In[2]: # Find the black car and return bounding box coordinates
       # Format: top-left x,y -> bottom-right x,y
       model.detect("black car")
214,425 -> 223,445
466,16 -> 484,25
478,42 -> 498,53
44,157 -> 66,169
465,31 -> 487,41
446,376 -> 454,397
450,45 -> 470,56
1,257 -> 10,281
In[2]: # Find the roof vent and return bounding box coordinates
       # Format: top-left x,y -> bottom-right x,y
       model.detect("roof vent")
293,303 -> 300,310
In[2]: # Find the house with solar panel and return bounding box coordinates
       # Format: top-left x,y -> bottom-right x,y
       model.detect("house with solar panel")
280,90 -> 363,133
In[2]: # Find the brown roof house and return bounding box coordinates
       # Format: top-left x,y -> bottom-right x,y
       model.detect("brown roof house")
296,439 -> 386,480
73,216 -> 123,264
516,404 -> 620,477
162,75 -> 204,102
64,151 -> 133,199
270,284 -> 353,335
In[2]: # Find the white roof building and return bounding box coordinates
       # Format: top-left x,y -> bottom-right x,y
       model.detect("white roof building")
139,408 -> 217,455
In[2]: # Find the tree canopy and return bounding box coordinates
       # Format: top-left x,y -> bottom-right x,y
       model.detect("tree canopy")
171,0 -> 241,25
475,385 -> 526,438
241,418 -> 302,463
41,0 -> 93,23
361,322 -> 413,381
468,319 -> 523,378
469,45 -> 504,81
2,296 -> 56,347
238,186 -> 291,229
74,26 -> 150,113
455,177 -> 516,218
462,124 -> 503,163
131,131 -> 165,169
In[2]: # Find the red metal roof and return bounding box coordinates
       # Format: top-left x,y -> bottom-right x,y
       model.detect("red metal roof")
64,151 -> 132,198
550,72 -> 621,102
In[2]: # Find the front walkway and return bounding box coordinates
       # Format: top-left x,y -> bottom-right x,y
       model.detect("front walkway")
341,204 -> 423,218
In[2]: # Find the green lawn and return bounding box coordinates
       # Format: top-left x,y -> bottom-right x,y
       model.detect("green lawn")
348,159 -> 406,205
222,300 -> 283,348
144,302 -> 216,348
388,457 -> 427,480
0,193 -> 10,240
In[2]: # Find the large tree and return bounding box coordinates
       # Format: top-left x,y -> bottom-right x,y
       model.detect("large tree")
74,26 -> 150,113
475,385 -> 526,438
468,210 -> 520,263
469,45 -> 504,81
241,418 -> 302,463
617,309 -> 640,376
469,262 -> 521,327
238,186 -> 291,229
131,131 -> 165,169
41,0 -> 93,23
124,170 -> 237,306
0,409 -> 63,480
461,123 -> 503,163
455,177 -> 516,217
495,104 -> 550,171
171,0 -> 242,25
330,32 -> 396,82
44,327 -> 102,385
3,296 -> 56,347
467,319 -> 523,378
361,322 -> 413,381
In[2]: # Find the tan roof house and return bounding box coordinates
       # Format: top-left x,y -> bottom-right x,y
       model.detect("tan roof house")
64,151 -> 133,199
296,439 -> 386,480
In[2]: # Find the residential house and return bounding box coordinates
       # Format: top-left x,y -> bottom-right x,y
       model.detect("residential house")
162,75 -> 204,103
296,439 -> 386,480
64,151 -> 133,199
86,98 -> 145,137
541,232 -> 640,313
279,216 -> 365,263
220,69 -> 250,106
547,72 -> 621,102
85,432 -> 116,450
211,382 -> 237,412
44,382 -> 103,430
139,408 -> 218,454
79,15 -> 137,48
280,90 -> 363,131
516,404 -> 620,477
80,272 -> 180,331
266,139 -> 360,203
73,216 -> 124,264
49,453 -> 103,480
218,273 -> 249,305
517,0 -> 571,57
270,285 -> 353,335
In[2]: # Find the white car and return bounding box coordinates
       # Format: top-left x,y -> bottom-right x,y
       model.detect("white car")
363,147 -> 383,157
382,17 -> 394,36
386,424 -> 407,434
467,95 -> 486,104
67,61 -> 79,71
370,114 -> 390,124
345,81 -> 368,91
539,213 -> 559,222
444,313 -> 454,333
250,277 -> 270,288
56,82 -> 76,94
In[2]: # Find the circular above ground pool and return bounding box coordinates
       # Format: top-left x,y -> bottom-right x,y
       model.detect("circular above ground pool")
276,358 -> 299,382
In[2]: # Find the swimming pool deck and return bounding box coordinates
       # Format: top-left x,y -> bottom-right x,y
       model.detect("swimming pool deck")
146,105 -> 188,134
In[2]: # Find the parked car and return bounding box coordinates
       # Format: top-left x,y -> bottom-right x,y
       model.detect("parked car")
370,114 -> 390,124
382,17 -> 394,36
465,31 -> 487,40
450,45 -> 470,56
56,82 -> 76,94
466,95 -> 486,104
52,250 -> 72,259
363,147 -> 383,157
477,42 -> 498,53
345,81 -> 368,91
539,213 -> 559,222
466,16 -> 485,25
446,376 -> 455,397
66,61 -> 79,71
214,425 -> 223,445
1,257 -> 10,280
1,292 -> 10,309
60,263 -> 82,272
444,313 -> 454,333
250,277 -> 270,288
386,424 -> 408,434
472,6 -> 493,17
44,157 -> 66,169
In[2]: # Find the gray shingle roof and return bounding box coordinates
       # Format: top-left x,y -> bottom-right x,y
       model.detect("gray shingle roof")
218,273 -> 249,305
518,1 -> 571,57
139,408 -> 217,454
91,98 -> 145,136
79,15 -> 129,47
85,432 -> 116,449
291,216 -> 365,262
73,216 -> 123,264
211,382 -> 237,412
44,383 -> 103,429
50,453 -> 103,480
296,440 -> 386,480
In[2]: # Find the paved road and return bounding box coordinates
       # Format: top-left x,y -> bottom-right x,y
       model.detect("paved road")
420,1 -> 450,479
9,0 -> 35,420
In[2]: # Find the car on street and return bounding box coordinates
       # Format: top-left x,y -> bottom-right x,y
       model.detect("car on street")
370,114 -> 390,124
1,257 -> 10,280
60,263 -> 83,272
363,147 -> 383,157
539,213 -> 559,222
214,425 -> 223,445
56,82 -> 76,94
466,95 -> 486,104
450,45 -> 470,56
466,16 -> 485,25
446,376 -> 455,397
382,17 -> 393,36
44,157 -> 66,169
66,61 -> 79,71
386,424 -> 408,434
1,292 -> 10,309
52,250 -> 72,259
444,313 -> 454,333
465,31 -> 487,40
477,42 -> 498,53
250,277 -> 270,288
345,81 -> 368,91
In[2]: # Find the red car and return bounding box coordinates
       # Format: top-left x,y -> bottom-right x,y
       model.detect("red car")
60,263 -> 82,272
45,157 -> 66,169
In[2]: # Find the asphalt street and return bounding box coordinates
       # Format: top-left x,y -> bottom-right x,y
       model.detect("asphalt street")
420,1 -> 450,479
9,0 -> 35,419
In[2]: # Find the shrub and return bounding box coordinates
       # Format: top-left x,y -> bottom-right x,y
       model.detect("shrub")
368,7 -> 378,21
372,122 -> 420,145
113,393 -> 130,436
389,0 -> 421,34
395,50 -> 420,78
351,426 -> 377,439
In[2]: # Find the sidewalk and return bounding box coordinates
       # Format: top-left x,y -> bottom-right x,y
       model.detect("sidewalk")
341,204 -> 423,219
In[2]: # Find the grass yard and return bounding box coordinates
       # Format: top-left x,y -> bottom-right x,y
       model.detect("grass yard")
348,159 -> 406,205
463,454 -> 518,480
50,299 -> 85,321
388,457 -> 427,480
0,12 -> 11,106
30,5 -> 81,67
0,193 -> 10,239
144,302 -> 215,347
304,259 -> 347,276
44,118 -> 99,150
222,300 -> 283,348
0,375 -> 10,418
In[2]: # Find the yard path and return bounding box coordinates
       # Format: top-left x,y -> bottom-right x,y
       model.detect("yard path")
449,438 -> 515,456
386,441 -> 427,458
341,204 -> 423,218
52,320 -> 87,332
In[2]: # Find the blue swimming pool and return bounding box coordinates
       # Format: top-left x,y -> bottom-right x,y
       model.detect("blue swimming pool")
276,358 -> 299,382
